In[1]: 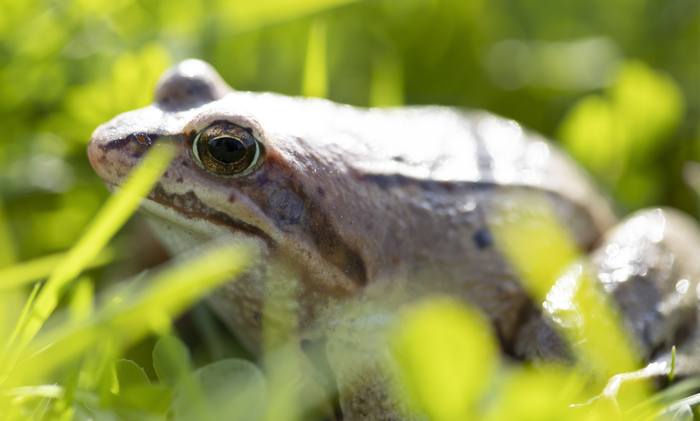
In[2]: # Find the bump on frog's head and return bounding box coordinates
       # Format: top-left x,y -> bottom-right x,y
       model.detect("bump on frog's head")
155,59 -> 232,110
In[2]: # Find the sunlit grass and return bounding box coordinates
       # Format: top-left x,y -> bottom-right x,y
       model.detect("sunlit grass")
0,248 -> 115,291
390,298 -> 497,421
302,18 -> 327,99
3,143 -> 176,366
218,0 -> 362,31
23,242 -> 255,385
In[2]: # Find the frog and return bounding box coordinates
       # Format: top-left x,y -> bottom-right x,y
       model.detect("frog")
87,59 -> 700,420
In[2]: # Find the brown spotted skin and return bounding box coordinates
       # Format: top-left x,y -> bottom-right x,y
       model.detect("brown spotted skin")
88,59 -> 700,420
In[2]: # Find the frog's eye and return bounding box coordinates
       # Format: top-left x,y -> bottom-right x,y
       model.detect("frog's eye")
192,122 -> 263,177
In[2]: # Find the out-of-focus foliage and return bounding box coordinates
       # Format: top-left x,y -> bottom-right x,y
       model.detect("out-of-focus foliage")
390,298 -> 498,421
560,62 -> 685,207
0,0 -> 698,420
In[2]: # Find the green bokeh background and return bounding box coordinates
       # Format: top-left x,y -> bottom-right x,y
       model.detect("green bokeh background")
0,0 -> 698,262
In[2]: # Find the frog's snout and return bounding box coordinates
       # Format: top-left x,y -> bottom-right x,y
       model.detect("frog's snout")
87,122 -> 153,185
87,124 -> 122,185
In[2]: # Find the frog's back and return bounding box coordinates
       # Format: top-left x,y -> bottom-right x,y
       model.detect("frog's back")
221,91 -> 616,243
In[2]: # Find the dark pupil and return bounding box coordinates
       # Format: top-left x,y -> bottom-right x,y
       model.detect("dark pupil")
208,136 -> 246,164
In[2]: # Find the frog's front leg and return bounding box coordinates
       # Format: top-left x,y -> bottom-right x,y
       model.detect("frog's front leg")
322,299 -> 418,421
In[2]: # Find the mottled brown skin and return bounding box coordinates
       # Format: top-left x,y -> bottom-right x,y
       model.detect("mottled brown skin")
88,60 -> 700,420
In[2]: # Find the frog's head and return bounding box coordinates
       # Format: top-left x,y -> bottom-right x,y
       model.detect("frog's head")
88,59 -> 364,295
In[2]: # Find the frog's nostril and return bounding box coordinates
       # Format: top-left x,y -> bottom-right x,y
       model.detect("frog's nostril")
127,132 -> 153,147
87,125 -> 137,182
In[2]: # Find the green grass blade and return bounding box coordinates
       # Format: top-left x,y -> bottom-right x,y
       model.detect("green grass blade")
8,384 -> 64,401
4,143 -> 176,369
220,0 -> 362,32
628,377 -> 700,419
0,248 -> 115,291
4,283 -> 41,356
0,197 -> 17,267
68,277 -> 94,323
669,346 -> 677,382
370,52 -> 404,107
302,18 -> 327,98
23,242 -> 255,383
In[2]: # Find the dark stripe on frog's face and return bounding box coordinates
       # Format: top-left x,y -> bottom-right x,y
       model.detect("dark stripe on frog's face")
304,202 -> 369,287
243,149 -> 369,287
95,132 -> 157,155
149,184 -> 273,244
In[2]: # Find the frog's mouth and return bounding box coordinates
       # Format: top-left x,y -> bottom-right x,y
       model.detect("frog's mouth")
120,182 -> 274,246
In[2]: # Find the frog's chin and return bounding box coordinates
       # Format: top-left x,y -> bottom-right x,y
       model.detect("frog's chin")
139,198 -> 269,256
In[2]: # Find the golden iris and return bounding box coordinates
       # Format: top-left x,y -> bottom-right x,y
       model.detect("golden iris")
192,122 -> 262,176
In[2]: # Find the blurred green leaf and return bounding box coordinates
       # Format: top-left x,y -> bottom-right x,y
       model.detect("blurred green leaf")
559,61 -> 685,208
483,366 -> 595,421
116,359 -> 150,388
390,297 -> 497,421
114,359 -> 171,415
172,359 -> 266,421
559,95 -> 624,184
153,335 -> 191,387
611,61 -> 684,152
115,383 -> 172,416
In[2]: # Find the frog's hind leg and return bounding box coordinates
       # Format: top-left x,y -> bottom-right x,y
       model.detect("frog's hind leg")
581,208 -> 700,403
589,208 -> 700,362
